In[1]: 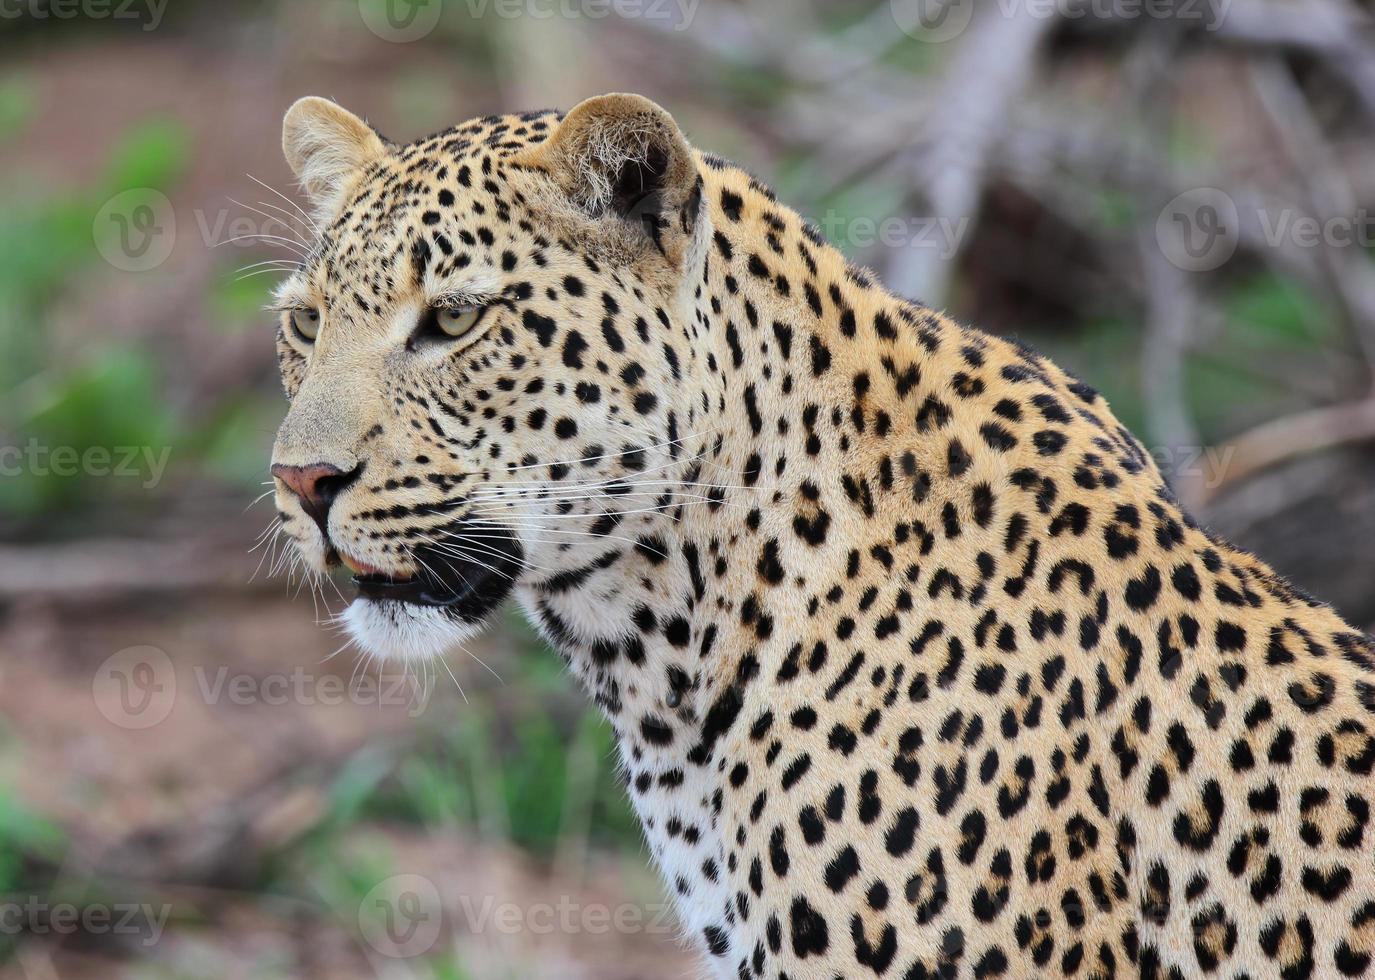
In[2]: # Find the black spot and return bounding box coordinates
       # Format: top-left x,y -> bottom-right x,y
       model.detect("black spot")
810,335 -> 832,376
789,897 -> 829,958
947,439 -> 972,477
523,309 -> 557,346
561,330 -> 588,368
640,715 -> 674,745
721,189 -> 744,221
885,807 -> 920,856
703,925 -> 730,956
824,845 -> 859,892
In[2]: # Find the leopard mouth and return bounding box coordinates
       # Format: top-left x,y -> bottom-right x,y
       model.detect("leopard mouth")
341,525 -> 525,619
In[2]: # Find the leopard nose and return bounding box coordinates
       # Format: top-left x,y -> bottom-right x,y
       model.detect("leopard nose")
271,461 -> 362,538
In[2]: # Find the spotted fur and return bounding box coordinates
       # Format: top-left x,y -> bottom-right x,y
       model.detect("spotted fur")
269,94 -> 1375,979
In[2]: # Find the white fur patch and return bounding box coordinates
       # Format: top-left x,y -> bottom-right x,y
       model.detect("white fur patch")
342,598 -> 485,664
574,115 -> 660,215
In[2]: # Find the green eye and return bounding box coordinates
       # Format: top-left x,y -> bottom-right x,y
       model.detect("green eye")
290,308 -> 320,342
434,305 -> 485,338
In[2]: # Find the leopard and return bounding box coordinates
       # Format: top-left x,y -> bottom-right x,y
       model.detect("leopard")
268,92 -> 1375,979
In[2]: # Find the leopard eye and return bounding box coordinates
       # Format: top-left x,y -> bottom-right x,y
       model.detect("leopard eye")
290,308 -> 320,343
434,305 -> 485,338
412,305 -> 489,347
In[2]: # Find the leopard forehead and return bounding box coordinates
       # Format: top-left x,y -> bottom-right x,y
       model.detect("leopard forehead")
275,110 -> 560,340
276,102 -> 698,327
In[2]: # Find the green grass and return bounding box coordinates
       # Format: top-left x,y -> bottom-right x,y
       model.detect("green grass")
0,119 -> 192,517
329,682 -> 640,858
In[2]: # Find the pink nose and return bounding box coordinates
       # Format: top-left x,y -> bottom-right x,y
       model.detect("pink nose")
271,462 -> 359,537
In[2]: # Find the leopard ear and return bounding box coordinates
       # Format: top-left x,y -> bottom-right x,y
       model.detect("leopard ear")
533,93 -> 703,262
282,97 -> 387,214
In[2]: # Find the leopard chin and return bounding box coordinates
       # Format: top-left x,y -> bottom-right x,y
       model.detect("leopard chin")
341,597 -> 490,664
339,525 -> 525,663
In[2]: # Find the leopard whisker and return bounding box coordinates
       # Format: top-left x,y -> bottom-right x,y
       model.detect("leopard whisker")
410,531 -> 557,577
255,198 -> 319,237
462,646 -> 504,685
212,233 -> 311,256
236,268 -> 304,283
246,173 -> 318,232
236,259 -> 303,274
435,652 -> 469,704
227,196 -> 313,247
247,520 -> 285,584
437,524 -> 669,557
244,488 -> 280,513
320,636 -> 358,665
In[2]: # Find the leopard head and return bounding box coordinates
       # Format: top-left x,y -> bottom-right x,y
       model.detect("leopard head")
269,93 -> 712,662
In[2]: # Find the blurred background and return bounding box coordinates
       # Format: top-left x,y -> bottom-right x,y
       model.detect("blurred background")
3,0 -> 1375,976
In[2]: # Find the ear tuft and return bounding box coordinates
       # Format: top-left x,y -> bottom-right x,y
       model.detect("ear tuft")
282,97 -> 387,212
532,94 -> 702,258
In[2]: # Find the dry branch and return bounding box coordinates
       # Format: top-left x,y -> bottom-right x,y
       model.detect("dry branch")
887,3 -> 1059,303
1203,396 -> 1375,502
